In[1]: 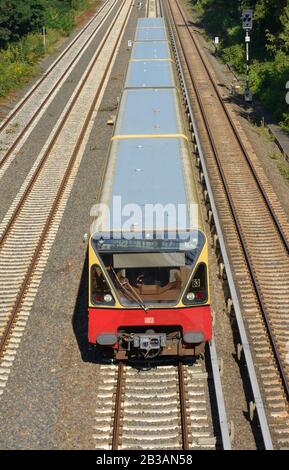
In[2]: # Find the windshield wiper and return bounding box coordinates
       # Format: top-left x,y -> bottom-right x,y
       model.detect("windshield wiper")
111,267 -> 149,312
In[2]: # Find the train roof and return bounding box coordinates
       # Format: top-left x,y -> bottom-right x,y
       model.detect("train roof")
135,27 -> 167,42
114,88 -> 184,137
100,137 -> 200,231
110,138 -> 188,206
125,60 -> 174,88
137,18 -> 165,28
95,17 -> 204,235
131,41 -> 171,60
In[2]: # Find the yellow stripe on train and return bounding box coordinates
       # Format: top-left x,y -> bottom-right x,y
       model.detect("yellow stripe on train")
112,133 -> 188,141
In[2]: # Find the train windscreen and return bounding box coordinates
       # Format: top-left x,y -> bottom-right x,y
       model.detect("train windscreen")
92,231 -> 205,307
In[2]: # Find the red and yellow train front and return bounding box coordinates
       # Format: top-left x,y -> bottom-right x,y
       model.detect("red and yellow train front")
88,231 -> 211,359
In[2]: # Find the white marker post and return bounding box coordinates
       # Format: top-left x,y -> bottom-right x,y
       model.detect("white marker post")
214,36 -> 219,56
42,26 -> 46,51
244,32 -> 252,102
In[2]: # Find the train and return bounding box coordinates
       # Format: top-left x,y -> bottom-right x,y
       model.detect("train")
88,17 -> 212,359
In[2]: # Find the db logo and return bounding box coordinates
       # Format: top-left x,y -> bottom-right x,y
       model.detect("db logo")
145,317 -> 155,324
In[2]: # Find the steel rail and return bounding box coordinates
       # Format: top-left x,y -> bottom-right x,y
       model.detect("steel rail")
0,0 -> 119,171
180,347 -> 232,450
0,0 -> 113,133
209,339 -> 232,450
112,362 -> 124,450
170,0 -> 289,403
178,363 -> 190,450
163,0 -> 273,450
0,0 -> 133,359
175,0 -> 289,255
158,0 -> 163,18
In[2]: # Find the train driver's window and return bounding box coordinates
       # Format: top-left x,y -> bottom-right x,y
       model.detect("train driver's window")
91,265 -> 115,305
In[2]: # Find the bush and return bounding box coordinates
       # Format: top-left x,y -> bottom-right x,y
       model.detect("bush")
0,35 -> 41,98
281,113 -> 289,132
44,4 -> 75,35
221,44 -> 246,74
0,60 -> 33,97
249,52 -> 289,121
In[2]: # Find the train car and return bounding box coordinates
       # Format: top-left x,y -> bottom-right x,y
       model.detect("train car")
88,17 -> 212,359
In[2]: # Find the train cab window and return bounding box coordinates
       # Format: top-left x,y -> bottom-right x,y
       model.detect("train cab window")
91,265 -> 115,306
183,263 -> 208,305
93,232 -> 206,308
104,252 -> 193,306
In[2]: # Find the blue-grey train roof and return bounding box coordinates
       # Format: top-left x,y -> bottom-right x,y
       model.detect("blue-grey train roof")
135,27 -> 167,42
99,138 -> 198,231
95,17 -> 203,233
131,41 -> 170,60
137,18 -> 165,28
110,138 -> 187,206
125,60 -> 174,89
114,89 -> 183,136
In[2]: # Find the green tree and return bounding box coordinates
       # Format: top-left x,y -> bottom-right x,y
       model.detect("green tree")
190,0 -> 289,124
0,0 -> 75,49
0,0 -> 13,47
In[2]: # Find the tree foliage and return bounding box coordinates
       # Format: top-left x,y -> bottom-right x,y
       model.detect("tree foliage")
0,0 -> 79,48
191,0 -> 289,125
0,0 -> 97,98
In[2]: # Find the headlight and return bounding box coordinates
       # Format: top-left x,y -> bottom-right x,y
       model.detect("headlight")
104,294 -> 113,303
186,292 -> 195,301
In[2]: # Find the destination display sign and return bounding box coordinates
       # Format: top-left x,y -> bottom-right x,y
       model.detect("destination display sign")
92,232 -> 204,252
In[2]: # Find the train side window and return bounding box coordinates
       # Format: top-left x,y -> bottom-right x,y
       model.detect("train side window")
91,265 -> 115,306
183,263 -> 208,305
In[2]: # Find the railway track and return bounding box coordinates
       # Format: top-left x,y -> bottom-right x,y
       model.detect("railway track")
93,350 -> 231,450
146,0 -> 161,18
165,0 -> 289,448
0,0 -> 133,396
0,0 -> 120,179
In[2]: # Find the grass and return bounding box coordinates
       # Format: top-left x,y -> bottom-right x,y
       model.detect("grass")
253,119 -> 275,143
74,0 -> 101,21
5,122 -> 20,133
269,151 -> 280,160
278,162 -> 289,182
267,149 -> 289,184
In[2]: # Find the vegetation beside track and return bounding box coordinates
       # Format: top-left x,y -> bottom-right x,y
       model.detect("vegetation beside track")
187,0 -> 289,131
0,0 -> 100,99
